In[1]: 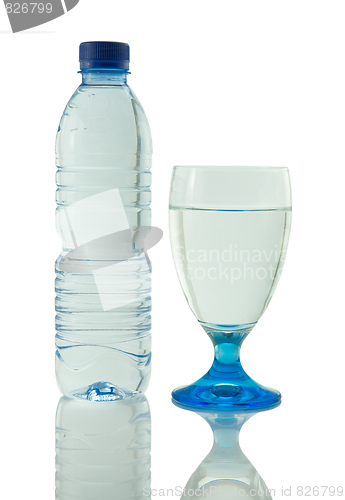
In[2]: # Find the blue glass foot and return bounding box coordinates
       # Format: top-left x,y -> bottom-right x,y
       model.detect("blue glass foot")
172,338 -> 281,413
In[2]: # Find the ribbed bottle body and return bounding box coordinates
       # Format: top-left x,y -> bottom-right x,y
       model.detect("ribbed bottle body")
55,77 -> 152,399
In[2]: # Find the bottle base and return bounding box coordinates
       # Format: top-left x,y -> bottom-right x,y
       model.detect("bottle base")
70,381 -> 137,402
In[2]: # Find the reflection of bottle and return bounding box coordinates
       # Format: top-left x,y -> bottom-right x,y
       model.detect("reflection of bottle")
55,395 -> 151,499
55,42 -> 153,400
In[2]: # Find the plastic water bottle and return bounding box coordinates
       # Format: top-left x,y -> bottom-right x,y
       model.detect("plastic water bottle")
55,42 -> 152,400
55,395 -> 151,499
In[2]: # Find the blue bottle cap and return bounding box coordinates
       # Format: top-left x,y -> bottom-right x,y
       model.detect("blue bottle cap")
79,41 -> 130,70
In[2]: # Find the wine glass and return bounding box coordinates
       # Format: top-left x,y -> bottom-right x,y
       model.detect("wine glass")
169,166 -> 291,412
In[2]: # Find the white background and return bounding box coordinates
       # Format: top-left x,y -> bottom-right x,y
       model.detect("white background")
1,1 -> 344,498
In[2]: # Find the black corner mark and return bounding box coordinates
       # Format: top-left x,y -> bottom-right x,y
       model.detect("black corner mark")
3,0 -> 79,33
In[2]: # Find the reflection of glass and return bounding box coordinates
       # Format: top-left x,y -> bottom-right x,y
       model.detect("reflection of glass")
55,395 -> 151,499
169,166 -> 292,497
182,412 -> 271,499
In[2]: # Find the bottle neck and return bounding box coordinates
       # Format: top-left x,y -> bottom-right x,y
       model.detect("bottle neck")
81,69 -> 128,85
